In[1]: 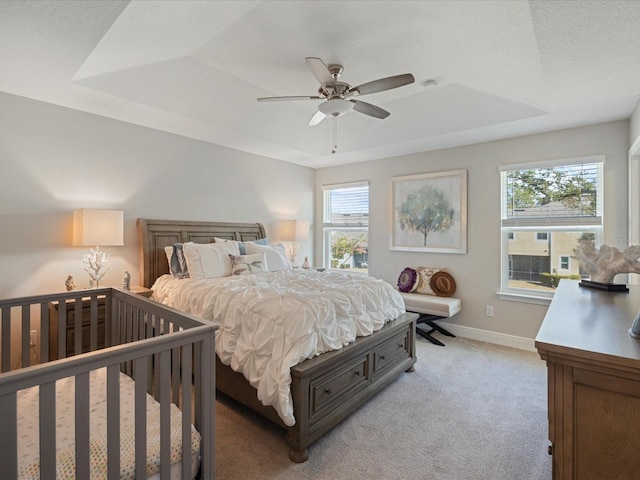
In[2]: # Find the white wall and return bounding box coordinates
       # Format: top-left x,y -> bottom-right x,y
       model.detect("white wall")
315,120 -> 630,341
0,92 -> 314,299
630,99 -> 640,146
1,89 -> 631,345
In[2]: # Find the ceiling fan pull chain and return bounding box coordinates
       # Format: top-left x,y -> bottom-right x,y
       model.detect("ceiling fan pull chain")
332,116 -> 338,154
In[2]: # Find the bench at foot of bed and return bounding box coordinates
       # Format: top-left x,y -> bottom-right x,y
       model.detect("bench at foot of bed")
399,292 -> 462,346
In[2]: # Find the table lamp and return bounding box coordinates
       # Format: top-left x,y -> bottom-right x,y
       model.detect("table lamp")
73,209 -> 124,287
279,220 -> 310,267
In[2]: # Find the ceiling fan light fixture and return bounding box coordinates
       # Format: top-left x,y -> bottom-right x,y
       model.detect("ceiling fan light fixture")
318,99 -> 353,117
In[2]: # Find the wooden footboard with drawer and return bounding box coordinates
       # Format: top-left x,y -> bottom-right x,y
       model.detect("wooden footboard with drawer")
215,312 -> 417,462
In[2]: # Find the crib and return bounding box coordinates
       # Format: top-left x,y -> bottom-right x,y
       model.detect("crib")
0,287 -> 216,479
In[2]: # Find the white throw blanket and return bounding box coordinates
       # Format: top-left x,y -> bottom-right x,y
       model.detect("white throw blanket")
152,269 -> 405,426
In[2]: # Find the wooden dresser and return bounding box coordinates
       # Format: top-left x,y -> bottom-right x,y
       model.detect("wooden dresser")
535,280 -> 640,480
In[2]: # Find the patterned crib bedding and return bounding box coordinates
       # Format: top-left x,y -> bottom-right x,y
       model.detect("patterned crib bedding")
16,368 -> 201,479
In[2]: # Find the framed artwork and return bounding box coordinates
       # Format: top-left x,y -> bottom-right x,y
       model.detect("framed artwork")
391,169 -> 467,254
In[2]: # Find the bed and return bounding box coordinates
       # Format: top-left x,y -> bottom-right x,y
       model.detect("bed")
137,218 -> 417,462
0,287 -> 216,479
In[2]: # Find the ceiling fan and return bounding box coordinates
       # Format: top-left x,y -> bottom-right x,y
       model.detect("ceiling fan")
257,57 -> 415,126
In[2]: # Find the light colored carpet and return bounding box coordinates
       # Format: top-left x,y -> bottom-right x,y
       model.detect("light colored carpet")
215,336 -> 552,479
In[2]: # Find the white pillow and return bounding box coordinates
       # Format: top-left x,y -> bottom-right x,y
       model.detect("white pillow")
182,241 -> 240,280
215,236 -> 269,255
245,242 -> 291,272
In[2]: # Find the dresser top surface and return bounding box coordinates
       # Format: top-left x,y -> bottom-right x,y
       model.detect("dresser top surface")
535,280 -> 640,365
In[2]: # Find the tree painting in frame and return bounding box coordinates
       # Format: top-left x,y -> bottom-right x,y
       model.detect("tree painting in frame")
391,170 -> 467,253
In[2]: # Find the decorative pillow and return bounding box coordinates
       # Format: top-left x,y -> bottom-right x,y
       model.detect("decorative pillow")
164,244 -> 189,278
215,237 -> 269,255
397,267 -> 419,293
181,241 -> 240,280
245,242 -> 290,271
229,253 -> 267,275
415,267 -> 446,295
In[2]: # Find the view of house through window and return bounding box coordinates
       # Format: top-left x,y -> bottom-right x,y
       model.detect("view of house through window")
322,182 -> 369,273
500,157 -> 603,296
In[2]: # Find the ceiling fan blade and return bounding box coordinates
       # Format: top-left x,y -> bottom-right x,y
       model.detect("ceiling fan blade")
350,73 -> 415,96
257,95 -> 320,102
350,100 -> 390,119
305,57 -> 334,85
308,110 -> 326,126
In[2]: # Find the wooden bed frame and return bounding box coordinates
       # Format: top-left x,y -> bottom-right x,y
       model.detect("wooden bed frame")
137,218 -> 417,462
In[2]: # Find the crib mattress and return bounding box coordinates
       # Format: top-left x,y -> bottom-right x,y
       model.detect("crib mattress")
16,368 -> 200,480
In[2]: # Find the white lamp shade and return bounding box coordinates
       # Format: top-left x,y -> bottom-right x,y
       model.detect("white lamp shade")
279,220 -> 310,242
295,220 -> 310,242
73,209 -> 124,246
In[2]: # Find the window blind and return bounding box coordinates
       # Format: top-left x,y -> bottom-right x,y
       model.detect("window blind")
323,182 -> 369,227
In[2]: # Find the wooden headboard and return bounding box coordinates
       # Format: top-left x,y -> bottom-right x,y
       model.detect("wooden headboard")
137,218 -> 267,288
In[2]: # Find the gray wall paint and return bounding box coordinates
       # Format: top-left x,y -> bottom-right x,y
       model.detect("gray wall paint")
315,120 -> 630,340
0,92 -> 314,298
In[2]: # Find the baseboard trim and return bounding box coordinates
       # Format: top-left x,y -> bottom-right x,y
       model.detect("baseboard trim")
436,322 -> 536,352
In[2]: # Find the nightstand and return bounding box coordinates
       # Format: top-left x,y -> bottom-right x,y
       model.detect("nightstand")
129,285 -> 153,297
48,286 -> 153,359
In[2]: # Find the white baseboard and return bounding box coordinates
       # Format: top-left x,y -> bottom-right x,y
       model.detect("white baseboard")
436,321 -> 536,352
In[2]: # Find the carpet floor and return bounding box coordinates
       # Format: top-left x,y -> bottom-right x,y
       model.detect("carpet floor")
214,336 -> 552,480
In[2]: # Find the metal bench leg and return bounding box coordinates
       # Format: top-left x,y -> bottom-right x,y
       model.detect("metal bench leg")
416,325 -> 446,346
414,314 -> 456,346
423,319 -> 456,338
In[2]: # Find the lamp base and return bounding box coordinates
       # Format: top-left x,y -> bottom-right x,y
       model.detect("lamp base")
83,246 -> 110,288
579,280 -> 629,292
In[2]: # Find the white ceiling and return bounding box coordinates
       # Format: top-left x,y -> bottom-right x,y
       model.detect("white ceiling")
1,0 -> 640,168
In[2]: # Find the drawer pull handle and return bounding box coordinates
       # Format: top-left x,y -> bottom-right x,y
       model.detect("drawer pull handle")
379,355 -> 385,360
325,388 -> 331,395
398,343 -> 404,348
354,371 -> 360,376
548,445 -> 553,456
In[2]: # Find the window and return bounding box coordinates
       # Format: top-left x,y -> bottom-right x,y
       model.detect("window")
500,156 -> 603,300
322,181 -> 369,273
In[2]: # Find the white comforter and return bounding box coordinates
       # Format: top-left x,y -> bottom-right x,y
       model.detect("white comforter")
152,269 -> 405,426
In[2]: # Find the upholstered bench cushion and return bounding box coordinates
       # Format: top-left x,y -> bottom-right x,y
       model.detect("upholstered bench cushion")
400,291 -> 462,318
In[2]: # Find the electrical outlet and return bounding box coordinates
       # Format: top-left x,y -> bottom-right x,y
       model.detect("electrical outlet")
30,329 -> 37,347
485,305 -> 494,317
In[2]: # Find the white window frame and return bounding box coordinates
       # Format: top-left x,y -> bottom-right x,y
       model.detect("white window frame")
499,155 -> 604,304
322,181 -> 369,274
559,255 -> 570,271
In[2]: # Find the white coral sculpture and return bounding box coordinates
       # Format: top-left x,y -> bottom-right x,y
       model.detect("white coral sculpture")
573,243 -> 640,283
83,246 -> 110,286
